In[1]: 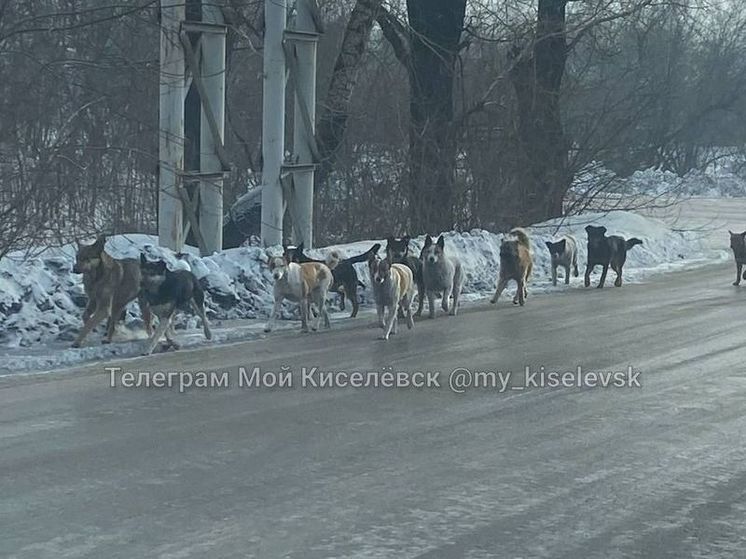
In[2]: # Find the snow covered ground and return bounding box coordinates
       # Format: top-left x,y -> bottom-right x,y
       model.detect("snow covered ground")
0,209 -> 729,375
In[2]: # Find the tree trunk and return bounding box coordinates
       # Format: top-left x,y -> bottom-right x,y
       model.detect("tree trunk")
315,0 -> 382,184
406,0 -> 466,234
509,0 -> 570,225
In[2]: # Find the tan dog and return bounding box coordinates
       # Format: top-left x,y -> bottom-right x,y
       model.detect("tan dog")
368,255 -> 415,340
491,227 -> 533,306
71,235 -> 151,347
265,251 -> 339,333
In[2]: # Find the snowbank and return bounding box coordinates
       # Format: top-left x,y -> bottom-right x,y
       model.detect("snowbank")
574,159 -> 746,198
0,211 -> 724,374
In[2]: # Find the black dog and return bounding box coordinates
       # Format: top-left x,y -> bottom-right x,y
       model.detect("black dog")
584,225 -> 643,288
385,236 -> 425,317
283,243 -> 381,318
139,255 -> 212,355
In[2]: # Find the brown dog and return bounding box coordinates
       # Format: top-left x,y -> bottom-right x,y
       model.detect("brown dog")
71,235 -> 151,347
368,255 -> 415,340
491,227 -> 533,306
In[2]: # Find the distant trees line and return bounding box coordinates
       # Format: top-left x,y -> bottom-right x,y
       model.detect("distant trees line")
1,0 -> 745,256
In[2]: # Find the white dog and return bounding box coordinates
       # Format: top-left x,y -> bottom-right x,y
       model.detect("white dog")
420,235 -> 464,318
368,254 -> 415,340
264,250 -> 339,333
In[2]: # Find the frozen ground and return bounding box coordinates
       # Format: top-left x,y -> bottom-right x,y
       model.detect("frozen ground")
0,209 -> 728,375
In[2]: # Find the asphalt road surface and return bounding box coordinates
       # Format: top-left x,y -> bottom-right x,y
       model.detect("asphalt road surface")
2,264 -> 745,559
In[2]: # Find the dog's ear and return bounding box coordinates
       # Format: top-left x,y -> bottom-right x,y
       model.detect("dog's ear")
740,232 -> 746,238
436,235 -> 445,250
297,242 -> 305,253
371,243 -> 381,255
423,235 -> 432,248
558,239 -> 566,251
585,225 -> 594,234
545,241 -> 553,250
94,235 -> 106,247
386,237 -> 395,246
140,253 -> 147,265
598,226 -> 607,235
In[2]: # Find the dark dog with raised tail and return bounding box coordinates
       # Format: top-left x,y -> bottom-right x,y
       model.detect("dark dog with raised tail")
584,225 -> 642,288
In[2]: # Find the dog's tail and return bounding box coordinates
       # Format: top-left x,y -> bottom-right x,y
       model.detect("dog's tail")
344,243 -> 381,265
509,227 -> 531,249
626,238 -> 643,250
325,250 -> 341,271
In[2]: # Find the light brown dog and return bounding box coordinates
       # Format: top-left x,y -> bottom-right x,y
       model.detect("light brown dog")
368,255 -> 415,340
72,235 -> 151,347
491,227 -> 533,306
265,251 -> 339,333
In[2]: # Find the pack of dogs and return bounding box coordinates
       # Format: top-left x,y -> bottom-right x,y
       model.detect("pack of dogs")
72,224 -> 648,352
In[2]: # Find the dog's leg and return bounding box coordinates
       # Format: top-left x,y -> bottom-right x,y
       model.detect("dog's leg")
564,264 -> 571,285
597,264 -> 609,288
584,264 -> 593,288
72,304 -> 111,348
735,262 -> 743,286
264,299 -> 282,333
317,291 -> 330,330
322,297 -> 331,329
415,284 -> 425,317
551,264 -> 558,287
441,284 -> 452,314
143,314 -> 172,356
516,278 -> 526,306
164,322 -> 181,350
613,263 -> 623,287
376,304 -> 385,329
338,290 -> 346,312
349,284 -> 359,318
573,254 -> 579,277
402,293 -> 415,329
191,300 -> 212,340
491,278 -> 508,305
381,305 -> 397,340
427,291 -> 436,319
104,302 -> 127,344
301,298 -> 311,333
139,297 -> 152,335
82,301 -> 94,324
451,284 -> 460,316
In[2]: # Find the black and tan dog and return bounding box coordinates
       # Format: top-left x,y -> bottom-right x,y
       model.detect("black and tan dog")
71,235 -> 151,347
729,231 -> 746,286
385,236 -> 425,317
584,225 -> 643,288
284,242 -> 380,318
492,227 -> 533,306
139,255 -> 212,355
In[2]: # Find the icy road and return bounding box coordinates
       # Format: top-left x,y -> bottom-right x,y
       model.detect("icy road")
1,264 -> 745,558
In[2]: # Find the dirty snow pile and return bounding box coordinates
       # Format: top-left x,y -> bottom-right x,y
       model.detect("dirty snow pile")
0,210 -> 725,373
